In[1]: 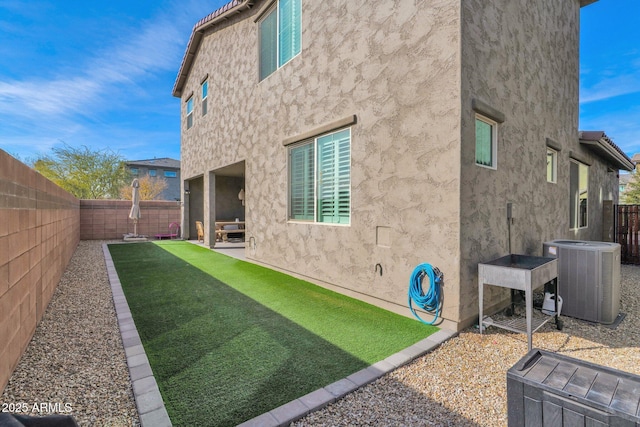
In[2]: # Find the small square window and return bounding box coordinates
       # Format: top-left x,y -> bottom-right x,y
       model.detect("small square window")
475,114 -> 497,168
186,96 -> 194,129
546,148 -> 557,183
201,80 -> 208,116
130,168 -> 138,175
149,169 -> 157,177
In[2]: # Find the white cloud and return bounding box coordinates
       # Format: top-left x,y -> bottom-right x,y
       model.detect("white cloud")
0,0 -> 221,160
580,72 -> 640,104
0,1 -> 204,120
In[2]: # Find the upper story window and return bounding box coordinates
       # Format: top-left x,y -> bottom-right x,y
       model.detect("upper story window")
475,114 -> 497,169
546,148 -> 557,183
201,80 -> 208,116
186,96 -> 194,129
259,0 -> 301,81
149,169 -> 157,177
570,160 -> 588,229
289,128 -> 351,224
164,171 -> 177,178
130,168 -> 139,175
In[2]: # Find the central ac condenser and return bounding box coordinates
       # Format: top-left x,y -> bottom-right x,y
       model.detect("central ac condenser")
542,240 -> 621,324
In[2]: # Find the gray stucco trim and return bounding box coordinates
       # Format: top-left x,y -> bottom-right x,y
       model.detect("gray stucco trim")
471,99 -> 505,123
254,0 -> 278,23
546,137 -> 562,151
569,150 -> 592,166
282,115 -> 358,146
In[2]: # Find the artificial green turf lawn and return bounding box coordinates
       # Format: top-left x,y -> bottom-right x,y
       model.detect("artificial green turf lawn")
108,241 -> 437,426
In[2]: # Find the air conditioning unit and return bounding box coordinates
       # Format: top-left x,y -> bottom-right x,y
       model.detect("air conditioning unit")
543,240 -> 621,324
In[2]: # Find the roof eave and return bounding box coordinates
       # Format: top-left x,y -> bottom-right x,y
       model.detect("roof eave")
580,0 -> 598,7
579,137 -> 635,172
172,0 -> 254,98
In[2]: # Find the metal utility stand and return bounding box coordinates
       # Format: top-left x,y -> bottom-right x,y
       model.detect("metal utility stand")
478,255 -> 560,351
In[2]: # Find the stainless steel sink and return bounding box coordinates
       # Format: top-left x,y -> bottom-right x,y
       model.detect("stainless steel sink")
478,254 -> 559,351
479,254 -> 557,291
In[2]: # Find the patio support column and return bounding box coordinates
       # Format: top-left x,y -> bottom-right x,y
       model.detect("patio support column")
181,180 -> 190,240
205,171 -> 217,248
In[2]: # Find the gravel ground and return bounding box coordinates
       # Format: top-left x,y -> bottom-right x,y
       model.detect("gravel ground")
3,241 -> 638,427
1,240 -> 139,427
294,264 -> 640,427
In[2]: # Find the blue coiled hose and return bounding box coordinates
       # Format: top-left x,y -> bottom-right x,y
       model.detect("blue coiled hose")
408,263 -> 443,325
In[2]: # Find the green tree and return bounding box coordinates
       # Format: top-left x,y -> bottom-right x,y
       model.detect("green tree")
33,144 -> 129,199
120,175 -> 168,201
622,170 -> 640,204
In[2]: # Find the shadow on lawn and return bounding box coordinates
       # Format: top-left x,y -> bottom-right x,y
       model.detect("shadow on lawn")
109,242 -> 389,426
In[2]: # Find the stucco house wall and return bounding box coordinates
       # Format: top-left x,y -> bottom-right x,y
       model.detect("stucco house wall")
457,0 -> 624,325
177,0 -> 621,330
458,0 -> 581,324
125,158 -> 181,201
178,0 -> 463,327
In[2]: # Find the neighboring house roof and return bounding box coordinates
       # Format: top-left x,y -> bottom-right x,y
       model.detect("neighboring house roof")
172,0 -> 598,98
619,173 -> 633,186
173,0 -> 254,97
579,131 -> 634,171
126,158 -> 181,169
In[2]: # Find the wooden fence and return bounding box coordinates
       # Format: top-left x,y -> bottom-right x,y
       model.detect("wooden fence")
616,205 -> 640,264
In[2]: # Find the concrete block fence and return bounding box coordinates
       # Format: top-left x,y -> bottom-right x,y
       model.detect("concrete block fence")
0,150 -> 181,393
0,150 -> 80,392
80,199 -> 180,240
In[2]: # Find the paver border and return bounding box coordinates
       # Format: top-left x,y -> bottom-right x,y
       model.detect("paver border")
103,242 -> 457,427
236,329 -> 457,427
102,243 -> 172,427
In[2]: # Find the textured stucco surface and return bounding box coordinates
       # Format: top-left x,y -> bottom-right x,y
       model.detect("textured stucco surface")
179,0 -> 462,327
457,0 -> 619,325
178,0 -> 618,330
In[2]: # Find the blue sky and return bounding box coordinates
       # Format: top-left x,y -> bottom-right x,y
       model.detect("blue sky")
1,0 -> 639,163
0,0 -> 228,162
580,0 -> 640,158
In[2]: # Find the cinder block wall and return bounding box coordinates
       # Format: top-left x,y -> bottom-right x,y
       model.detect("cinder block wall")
80,199 -> 181,239
0,150 -> 80,392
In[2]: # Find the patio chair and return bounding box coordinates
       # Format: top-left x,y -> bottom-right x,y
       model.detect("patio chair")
155,222 -> 180,240
195,221 -> 204,243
